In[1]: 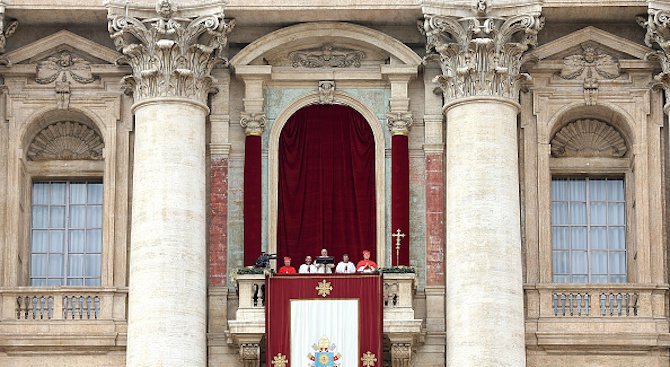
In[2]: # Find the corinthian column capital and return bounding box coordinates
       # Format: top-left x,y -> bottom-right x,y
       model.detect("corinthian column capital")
240,112 -> 267,136
421,4 -> 543,104
107,0 -> 235,104
637,8 -> 670,107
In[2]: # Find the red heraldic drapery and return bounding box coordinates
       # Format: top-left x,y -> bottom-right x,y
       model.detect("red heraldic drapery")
391,134 -> 410,266
278,105 -> 376,262
266,274 -> 383,367
244,135 -> 262,266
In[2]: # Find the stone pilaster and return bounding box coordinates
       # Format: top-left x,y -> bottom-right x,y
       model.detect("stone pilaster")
107,1 -> 234,367
423,3 -> 543,367
391,343 -> 413,367
638,8 -> 670,111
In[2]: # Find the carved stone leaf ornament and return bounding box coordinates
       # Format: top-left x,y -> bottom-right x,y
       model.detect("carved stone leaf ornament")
559,45 -> 620,80
27,121 -> 104,161
638,9 -> 670,105
108,0 -> 235,103
387,112 -> 414,136
422,5 -> 544,102
550,119 -> 627,158
289,43 -> 366,68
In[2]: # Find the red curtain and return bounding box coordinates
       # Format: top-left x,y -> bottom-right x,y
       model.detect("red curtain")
244,135 -> 262,266
266,275 -> 383,367
278,105 -> 376,264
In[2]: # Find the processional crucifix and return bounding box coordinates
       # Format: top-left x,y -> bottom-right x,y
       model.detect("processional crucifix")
392,228 -> 406,266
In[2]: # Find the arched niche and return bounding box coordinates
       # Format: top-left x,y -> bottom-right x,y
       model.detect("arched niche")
268,92 -> 387,266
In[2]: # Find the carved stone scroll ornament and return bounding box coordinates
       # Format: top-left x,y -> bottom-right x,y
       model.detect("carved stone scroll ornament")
289,43 -> 366,68
387,112 -> 414,136
638,9 -> 670,106
421,7 -> 544,102
550,119 -> 627,158
0,6 -> 17,61
559,45 -> 620,106
240,112 -> 267,136
36,51 -> 96,109
318,80 -> 336,104
107,0 -> 235,104
27,121 -> 104,161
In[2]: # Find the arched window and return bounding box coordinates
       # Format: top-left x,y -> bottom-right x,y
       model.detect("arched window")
25,120 -> 105,286
549,118 -> 629,283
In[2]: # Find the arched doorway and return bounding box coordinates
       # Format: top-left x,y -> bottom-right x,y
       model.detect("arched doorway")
276,104 -> 377,264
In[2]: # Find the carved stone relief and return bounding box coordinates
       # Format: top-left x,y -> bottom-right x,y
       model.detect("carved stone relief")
289,43 -> 366,68
550,119 -> 627,158
387,112 -> 414,136
107,0 -> 235,103
318,80 -> 335,104
638,9 -> 670,105
422,5 -> 544,102
559,45 -> 620,105
240,112 -> 267,136
390,343 -> 412,367
35,51 -> 96,109
0,6 -> 17,61
239,343 -> 261,367
27,121 -> 104,161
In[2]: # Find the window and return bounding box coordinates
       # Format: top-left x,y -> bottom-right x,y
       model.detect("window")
552,177 -> 626,283
30,181 -> 103,286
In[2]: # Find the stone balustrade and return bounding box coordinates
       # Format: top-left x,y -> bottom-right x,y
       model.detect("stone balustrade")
0,287 -> 128,351
529,284 -> 656,318
1,287 -> 127,321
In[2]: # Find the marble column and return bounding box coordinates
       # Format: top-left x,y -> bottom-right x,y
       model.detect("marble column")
388,112 -> 413,266
107,2 -> 234,366
423,7 -> 543,367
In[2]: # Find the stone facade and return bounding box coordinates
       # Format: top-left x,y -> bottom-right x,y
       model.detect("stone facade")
0,0 -> 668,367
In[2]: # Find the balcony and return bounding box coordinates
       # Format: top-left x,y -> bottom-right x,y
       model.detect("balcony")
525,283 -> 669,351
0,287 -> 128,352
227,271 -> 423,367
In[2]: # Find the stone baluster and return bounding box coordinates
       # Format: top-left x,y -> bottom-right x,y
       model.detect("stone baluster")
107,1 -> 234,366
422,3 -> 543,366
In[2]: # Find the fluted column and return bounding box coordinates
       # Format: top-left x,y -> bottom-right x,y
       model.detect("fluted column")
423,5 -> 543,367
107,2 -> 233,366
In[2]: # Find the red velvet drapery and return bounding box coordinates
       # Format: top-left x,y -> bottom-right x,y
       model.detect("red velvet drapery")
278,105 -> 376,264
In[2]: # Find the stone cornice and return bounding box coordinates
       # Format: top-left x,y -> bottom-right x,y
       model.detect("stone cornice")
638,8 -> 670,107
107,0 -> 234,104
422,4 -> 543,104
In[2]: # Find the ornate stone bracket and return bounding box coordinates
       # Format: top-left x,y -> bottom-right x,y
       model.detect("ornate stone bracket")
107,0 -> 235,104
559,44 -> 620,106
387,112 -> 414,136
391,343 -> 413,367
421,2 -> 544,103
240,343 -> 261,367
318,80 -> 336,104
638,8 -> 670,108
240,112 -> 267,136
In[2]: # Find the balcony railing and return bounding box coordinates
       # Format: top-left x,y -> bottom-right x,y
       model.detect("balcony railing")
0,287 -> 127,322
552,290 -> 638,317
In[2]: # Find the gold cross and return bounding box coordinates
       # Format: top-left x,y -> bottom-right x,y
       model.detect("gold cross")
315,279 -> 333,297
272,353 -> 288,367
361,351 -> 377,367
392,228 -> 406,265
